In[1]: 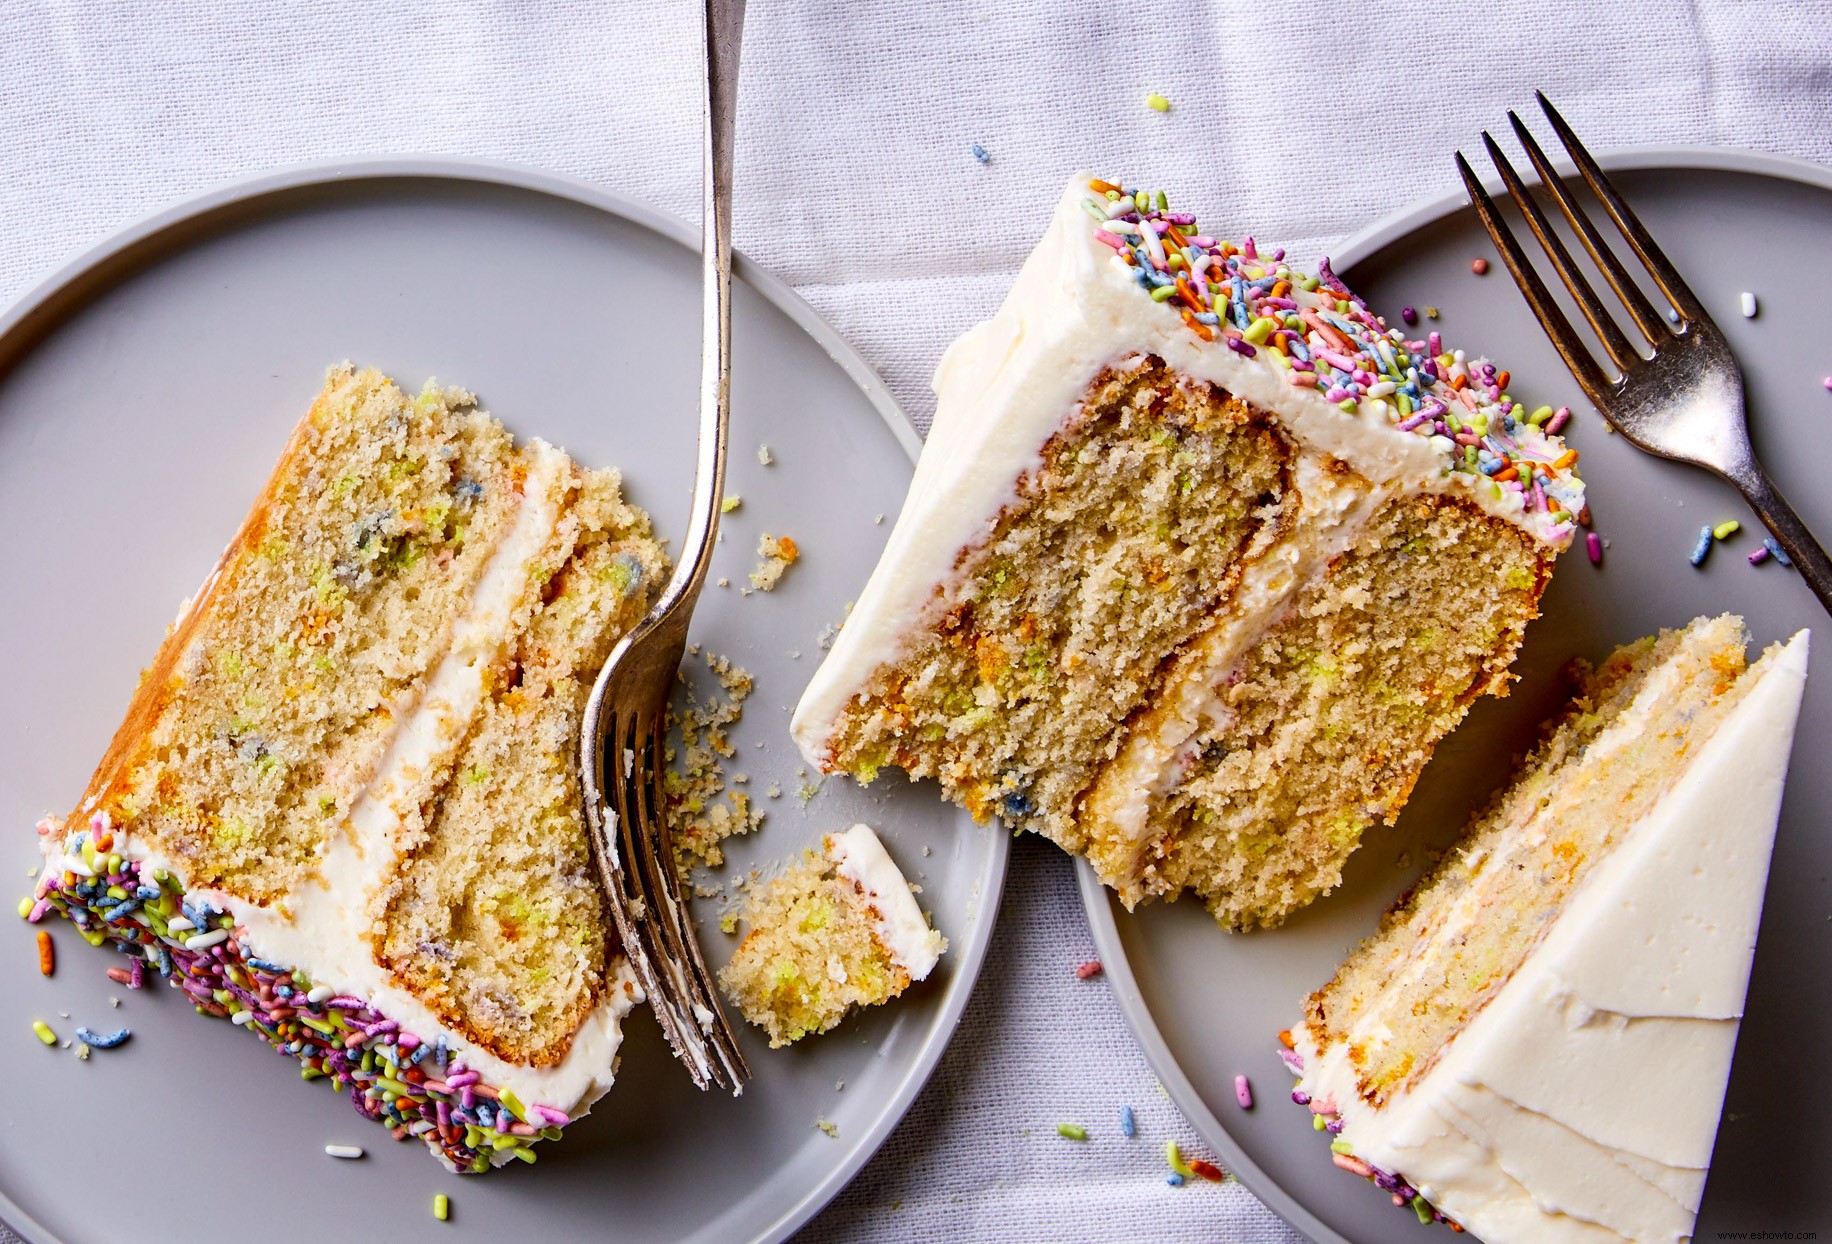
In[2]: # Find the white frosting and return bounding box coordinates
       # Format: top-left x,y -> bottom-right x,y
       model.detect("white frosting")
48,440 -> 636,1117
825,823 -> 944,980
1295,630 -> 1810,1244
792,175 -> 1576,781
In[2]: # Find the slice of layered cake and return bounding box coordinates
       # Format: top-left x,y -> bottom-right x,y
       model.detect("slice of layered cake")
719,824 -> 945,1047
1286,616 -> 1809,1241
29,364 -> 667,1171
794,174 -> 1583,928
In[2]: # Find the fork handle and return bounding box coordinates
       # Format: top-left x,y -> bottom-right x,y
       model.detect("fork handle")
1732,458 -> 1832,617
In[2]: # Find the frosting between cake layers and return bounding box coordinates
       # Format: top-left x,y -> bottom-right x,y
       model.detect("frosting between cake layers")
1293,629 -> 1809,1244
47,439 -> 636,1118
825,822 -> 944,980
1079,453 -> 1395,880
792,174 -> 1579,769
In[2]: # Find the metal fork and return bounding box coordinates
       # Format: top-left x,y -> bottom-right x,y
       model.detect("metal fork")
577,0 -> 749,1093
1458,92 -> 1832,615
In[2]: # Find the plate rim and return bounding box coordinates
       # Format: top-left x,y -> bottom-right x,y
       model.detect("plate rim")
0,155 -> 1008,1244
1077,142 -> 1832,1244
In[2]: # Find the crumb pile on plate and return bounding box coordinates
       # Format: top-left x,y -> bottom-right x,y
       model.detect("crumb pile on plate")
719,824 -> 944,1047
30,364 -> 667,1171
1286,615 -> 1809,1240
793,173 -> 1584,929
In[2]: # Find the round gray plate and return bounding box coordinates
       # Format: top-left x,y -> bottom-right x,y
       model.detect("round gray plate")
0,160 -> 1007,1244
1081,148 -> 1832,1243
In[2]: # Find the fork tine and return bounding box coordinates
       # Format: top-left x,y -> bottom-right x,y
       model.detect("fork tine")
1455,151 -> 1612,406
599,709 -> 709,1088
1511,107 -> 1669,344
1480,130 -> 1638,374
1536,92 -> 1707,326
639,720 -> 751,1078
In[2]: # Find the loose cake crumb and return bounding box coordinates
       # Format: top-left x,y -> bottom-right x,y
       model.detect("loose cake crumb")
721,495 -> 742,513
667,651 -> 765,875
816,1119 -> 838,1137
757,443 -> 774,465
750,534 -> 799,591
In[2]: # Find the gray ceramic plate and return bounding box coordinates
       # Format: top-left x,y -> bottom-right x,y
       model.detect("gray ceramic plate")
1081,148 -> 1832,1243
0,160 -> 1007,1244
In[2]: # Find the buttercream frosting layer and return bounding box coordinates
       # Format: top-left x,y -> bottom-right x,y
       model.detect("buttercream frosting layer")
825,823 -> 944,980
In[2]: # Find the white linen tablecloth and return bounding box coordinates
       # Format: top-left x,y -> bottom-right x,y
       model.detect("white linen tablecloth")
5,3 -> 1831,1240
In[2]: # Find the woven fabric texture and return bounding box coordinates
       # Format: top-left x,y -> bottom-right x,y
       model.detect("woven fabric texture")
4,2 -> 1831,1241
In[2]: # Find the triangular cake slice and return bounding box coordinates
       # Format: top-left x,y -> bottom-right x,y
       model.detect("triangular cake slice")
718,824 -> 946,1047
1286,615 -> 1809,1241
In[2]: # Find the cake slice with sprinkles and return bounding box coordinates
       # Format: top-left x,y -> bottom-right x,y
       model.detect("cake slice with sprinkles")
29,364 -> 667,1171
1286,616 -> 1808,1242
794,174 -> 1584,929
718,824 -> 945,1047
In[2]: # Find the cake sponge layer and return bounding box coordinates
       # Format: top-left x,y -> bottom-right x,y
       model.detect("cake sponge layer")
1106,492 -> 1551,929
80,366 -> 524,903
821,356 -> 1294,852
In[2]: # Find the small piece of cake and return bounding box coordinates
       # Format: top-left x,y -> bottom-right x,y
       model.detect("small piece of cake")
719,824 -> 945,1047
794,174 -> 1583,929
29,364 -> 667,1171
1286,616 -> 1809,1241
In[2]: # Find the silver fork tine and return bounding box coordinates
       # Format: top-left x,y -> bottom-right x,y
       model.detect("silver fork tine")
601,707 -> 703,1081
1509,108 -> 1670,345
1454,151 -> 1612,405
1536,91 -> 1708,326
1480,130 -> 1638,375
631,715 -> 749,1079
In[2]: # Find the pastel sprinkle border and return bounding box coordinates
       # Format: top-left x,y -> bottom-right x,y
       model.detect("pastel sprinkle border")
30,815 -> 569,1173
1277,1034 -> 1464,1232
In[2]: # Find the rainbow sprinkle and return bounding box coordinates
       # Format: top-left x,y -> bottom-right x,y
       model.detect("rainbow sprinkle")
1690,526 -> 1714,567
74,1025 -> 129,1049
1081,178 -> 1582,539
31,815 -> 569,1173
1283,1045 -> 1465,1231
